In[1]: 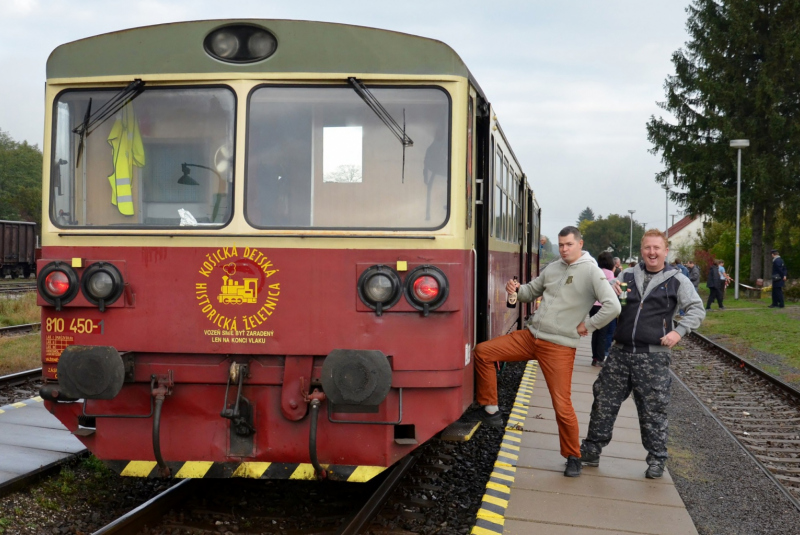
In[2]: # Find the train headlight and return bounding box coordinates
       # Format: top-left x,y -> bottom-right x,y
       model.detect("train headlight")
37,262 -> 79,310
248,31 -> 277,57
81,262 -> 124,312
357,265 -> 402,316
404,265 -> 448,316
204,24 -> 278,63
210,30 -> 239,59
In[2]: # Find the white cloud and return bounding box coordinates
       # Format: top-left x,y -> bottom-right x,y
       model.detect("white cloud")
0,0 -> 691,238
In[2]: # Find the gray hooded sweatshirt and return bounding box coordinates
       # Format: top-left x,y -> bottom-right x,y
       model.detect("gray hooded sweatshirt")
517,251 -> 621,348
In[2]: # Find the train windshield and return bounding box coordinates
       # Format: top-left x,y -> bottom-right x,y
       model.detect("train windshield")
246,86 -> 450,229
51,87 -> 236,228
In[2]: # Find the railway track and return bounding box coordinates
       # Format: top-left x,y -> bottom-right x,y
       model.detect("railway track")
0,281 -> 37,294
91,450 -> 427,534
0,366 -> 42,406
675,333 -> 800,510
0,322 -> 41,337
0,324 -> 42,404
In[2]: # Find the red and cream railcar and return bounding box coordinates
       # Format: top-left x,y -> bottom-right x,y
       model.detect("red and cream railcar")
37,20 -> 540,481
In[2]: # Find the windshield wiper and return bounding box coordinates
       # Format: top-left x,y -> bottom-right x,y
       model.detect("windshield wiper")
73,79 -> 145,167
348,77 -> 413,182
348,77 -> 413,147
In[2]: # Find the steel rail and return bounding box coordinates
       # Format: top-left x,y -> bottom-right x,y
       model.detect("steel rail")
670,370 -> 800,513
690,332 -> 800,399
336,453 -> 420,535
0,283 -> 37,294
0,322 -> 41,337
0,367 -> 42,388
91,478 -> 196,535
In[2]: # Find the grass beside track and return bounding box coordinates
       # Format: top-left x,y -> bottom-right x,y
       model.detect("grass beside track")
0,293 -> 41,376
695,287 -> 800,379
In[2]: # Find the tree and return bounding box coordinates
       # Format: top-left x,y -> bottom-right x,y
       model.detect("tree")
577,219 -> 594,236
646,0 -> 800,282
577,207 -> 595,226
0,129 -> 42,229
582,214 -> 646,261
324,164 -> 362,183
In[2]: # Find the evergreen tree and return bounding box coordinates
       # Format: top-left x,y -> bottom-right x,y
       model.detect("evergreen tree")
647,0 -> 800,281
577,206 -> 595,225
582,214 -> 645,261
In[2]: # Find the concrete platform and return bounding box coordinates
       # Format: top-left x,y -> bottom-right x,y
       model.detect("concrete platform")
0,396 -> 86,492
472,338 -> 698,535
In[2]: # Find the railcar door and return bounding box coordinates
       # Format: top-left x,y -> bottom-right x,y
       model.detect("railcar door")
474,96 -> 491,344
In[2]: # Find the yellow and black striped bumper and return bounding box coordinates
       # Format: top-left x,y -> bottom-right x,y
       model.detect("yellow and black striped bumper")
104,460 -> 386,482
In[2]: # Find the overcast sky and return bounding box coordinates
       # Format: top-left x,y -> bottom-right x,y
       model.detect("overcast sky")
0,0 -> 692,240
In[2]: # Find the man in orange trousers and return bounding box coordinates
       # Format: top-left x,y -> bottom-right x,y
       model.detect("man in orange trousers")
473,226 -> 620,477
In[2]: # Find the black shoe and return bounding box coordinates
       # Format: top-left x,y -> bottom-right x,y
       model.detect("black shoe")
580,447 -> 600,467
645,462 -> 665,479
719,306 -> 725,309
477,409 -> 504,429
564,456 -> 582,477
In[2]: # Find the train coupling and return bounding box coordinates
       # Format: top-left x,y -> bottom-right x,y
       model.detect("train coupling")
220,362 -> 255,437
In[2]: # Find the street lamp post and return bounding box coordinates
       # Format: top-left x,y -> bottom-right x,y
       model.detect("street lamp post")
661,182 -> 671,240
730,139 -> 750,300
628,209 -> 636,263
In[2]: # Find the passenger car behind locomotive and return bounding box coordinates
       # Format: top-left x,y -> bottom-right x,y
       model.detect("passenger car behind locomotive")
37,20 -> 540,481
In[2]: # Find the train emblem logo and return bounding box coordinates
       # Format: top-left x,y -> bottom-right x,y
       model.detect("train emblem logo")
195,246 -> 280,338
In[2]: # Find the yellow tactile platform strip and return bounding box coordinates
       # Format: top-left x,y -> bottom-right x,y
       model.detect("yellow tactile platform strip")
105,459 -> 386,482
0,396 -> 43,414
470,360 -> 538,535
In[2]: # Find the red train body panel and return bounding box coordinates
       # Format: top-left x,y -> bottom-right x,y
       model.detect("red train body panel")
41,246 -> 474,468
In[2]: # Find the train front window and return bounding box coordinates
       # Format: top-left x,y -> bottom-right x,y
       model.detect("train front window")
246,86 -> 450,229
51,87 -> 235,228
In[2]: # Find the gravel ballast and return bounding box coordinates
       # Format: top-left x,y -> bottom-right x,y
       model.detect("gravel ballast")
0,363 -> 525,534
668,365 -> 800,535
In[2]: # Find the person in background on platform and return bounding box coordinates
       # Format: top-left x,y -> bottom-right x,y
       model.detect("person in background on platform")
674,259 -> 690,316
718,260 -> 732,288
675,259 -> 689,278
706,260 -> 725,310
613,257 -> 622,277
769,249 -> 788,309
686,260 -> 700,291
628,260 -> 637,269
472,226 -> 621,478
590,252 -> 617,367
580,229 -> 705,479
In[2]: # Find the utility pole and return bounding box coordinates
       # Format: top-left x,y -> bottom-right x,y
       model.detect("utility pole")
627,209 -> 636,262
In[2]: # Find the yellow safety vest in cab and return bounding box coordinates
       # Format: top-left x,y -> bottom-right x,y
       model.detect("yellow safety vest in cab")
107,103 -> 145,216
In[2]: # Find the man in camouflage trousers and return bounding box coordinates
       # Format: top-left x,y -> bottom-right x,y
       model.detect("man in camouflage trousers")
580,229 -> 705,479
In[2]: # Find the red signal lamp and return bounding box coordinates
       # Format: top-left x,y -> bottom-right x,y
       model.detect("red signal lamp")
404,266 -> 448,316
45,270 -> 70,296
413,276 -> 439,302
